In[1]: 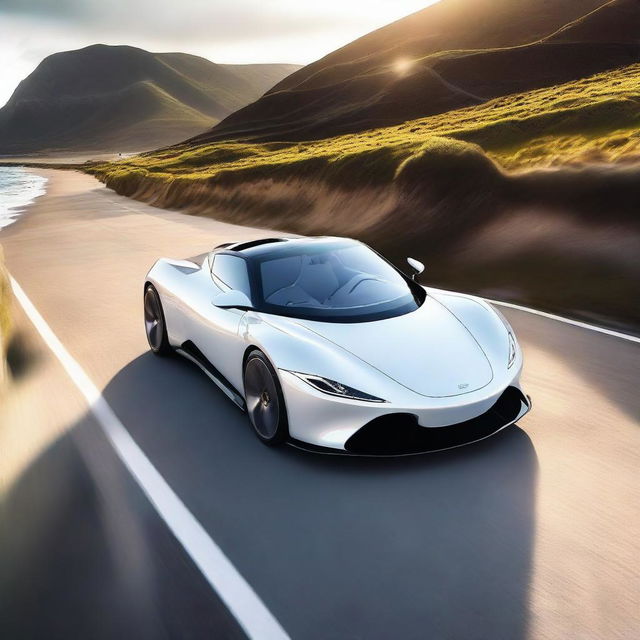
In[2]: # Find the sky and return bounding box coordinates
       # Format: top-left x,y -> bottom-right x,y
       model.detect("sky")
0,0 -> 439,107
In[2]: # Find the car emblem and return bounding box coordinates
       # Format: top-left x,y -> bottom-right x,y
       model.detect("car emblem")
458,383 -> 469,389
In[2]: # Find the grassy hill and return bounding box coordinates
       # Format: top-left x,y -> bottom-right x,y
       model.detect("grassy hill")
191,0 -> 637,143
91,63 -> 640,184
0,45 -> 299,154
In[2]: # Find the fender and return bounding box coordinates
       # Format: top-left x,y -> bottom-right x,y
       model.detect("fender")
241,311 -> 401,402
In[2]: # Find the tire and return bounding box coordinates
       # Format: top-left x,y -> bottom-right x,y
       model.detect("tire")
243,350 -> 288,445
144,285 -> 172,356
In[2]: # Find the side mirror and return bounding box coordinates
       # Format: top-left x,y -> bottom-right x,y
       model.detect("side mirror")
406,257 -> 425,280
212,289 -> 253,309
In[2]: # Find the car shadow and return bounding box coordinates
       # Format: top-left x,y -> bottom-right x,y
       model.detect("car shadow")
97,352 -> 539,639
0,406 -> 246,640
1,351 -> 538,639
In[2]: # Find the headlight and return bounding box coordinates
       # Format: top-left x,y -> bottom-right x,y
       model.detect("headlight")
492,306 -> 518,369
508,331 -> 517,368
288,372 -> 387,403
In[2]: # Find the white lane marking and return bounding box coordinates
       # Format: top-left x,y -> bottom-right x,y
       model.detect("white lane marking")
9,276 -> 289,640
487,298 -> 640,344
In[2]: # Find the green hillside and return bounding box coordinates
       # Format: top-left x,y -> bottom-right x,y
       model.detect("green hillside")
90,63 -> 640,188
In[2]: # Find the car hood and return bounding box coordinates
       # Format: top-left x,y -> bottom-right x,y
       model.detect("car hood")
270,296 -> 494,398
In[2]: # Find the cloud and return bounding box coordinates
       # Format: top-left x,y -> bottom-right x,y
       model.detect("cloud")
1,0 -> 370,42
1,0 -> 92,19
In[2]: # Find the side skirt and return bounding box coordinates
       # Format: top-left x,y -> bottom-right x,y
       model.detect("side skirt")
176,341 -> 246,411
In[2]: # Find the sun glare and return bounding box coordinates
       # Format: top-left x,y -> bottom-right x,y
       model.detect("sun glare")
393,57 -> 414,76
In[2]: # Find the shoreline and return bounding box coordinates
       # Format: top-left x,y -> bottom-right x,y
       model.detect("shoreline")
0,166 -> 49,230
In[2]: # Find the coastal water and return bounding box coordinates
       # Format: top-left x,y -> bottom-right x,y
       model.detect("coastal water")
0,167 -> 48,229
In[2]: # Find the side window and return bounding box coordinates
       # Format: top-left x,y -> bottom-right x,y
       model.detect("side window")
211,254 -> 251,296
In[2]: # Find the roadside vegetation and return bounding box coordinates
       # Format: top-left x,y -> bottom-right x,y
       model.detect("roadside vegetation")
88,63 -> 640,192
0,246 -> 11,382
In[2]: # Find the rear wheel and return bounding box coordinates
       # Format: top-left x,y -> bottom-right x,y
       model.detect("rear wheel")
243,350 -> 288,445
144,285 -> 172,356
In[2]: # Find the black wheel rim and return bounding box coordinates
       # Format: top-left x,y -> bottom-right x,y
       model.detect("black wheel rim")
144,288 -> 164,350
245,358 -> 280,439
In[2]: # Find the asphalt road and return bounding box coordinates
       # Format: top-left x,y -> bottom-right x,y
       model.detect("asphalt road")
1,170 -> 638,639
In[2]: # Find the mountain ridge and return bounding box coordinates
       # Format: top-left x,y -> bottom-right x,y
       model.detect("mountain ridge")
0,44 -> 300,154
191,0 -> 637,144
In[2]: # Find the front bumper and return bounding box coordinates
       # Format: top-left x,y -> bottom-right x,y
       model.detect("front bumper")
279,370 -> 532,456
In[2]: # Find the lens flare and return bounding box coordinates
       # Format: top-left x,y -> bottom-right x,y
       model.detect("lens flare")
393,57 -> 414,76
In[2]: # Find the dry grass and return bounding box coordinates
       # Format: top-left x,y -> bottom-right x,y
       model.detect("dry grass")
0,245 -> 11,372
87,63 -> 640,189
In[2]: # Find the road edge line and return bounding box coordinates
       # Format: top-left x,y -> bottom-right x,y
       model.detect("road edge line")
486,298 -> 640,344
9,275 -> 289,640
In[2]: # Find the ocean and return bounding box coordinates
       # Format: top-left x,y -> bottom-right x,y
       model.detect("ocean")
0,167 -> 48,229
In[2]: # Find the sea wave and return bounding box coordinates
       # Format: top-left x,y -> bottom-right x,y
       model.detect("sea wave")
0,167 -> 48,229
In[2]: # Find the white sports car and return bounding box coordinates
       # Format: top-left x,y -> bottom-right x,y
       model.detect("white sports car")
144,236 -> 531,455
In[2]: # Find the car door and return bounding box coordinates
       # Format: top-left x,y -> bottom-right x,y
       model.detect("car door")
185,253 -> 251,391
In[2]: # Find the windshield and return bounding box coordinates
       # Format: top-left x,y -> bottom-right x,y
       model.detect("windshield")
252,240 -> 424,322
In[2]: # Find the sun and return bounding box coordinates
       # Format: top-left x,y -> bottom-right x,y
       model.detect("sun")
393,57 -> 414,76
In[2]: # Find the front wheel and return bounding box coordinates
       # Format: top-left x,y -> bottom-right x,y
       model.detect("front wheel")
144,285 -> 172,356
243,350 -> 288,445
